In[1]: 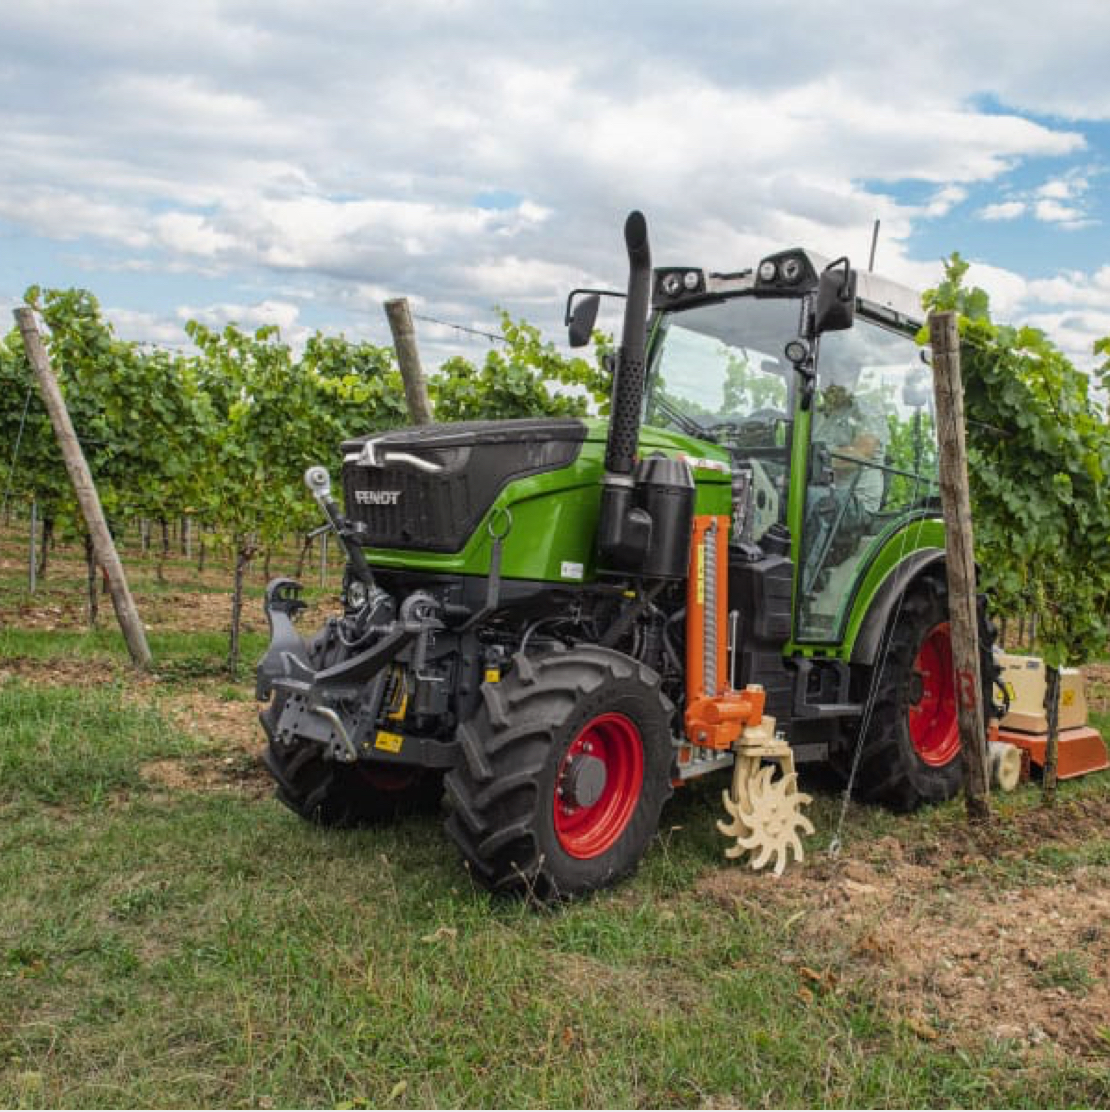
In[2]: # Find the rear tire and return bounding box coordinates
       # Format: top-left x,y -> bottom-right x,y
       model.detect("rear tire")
852,574 -> 1000,810
444,646 -> 674,900
259,625 -> 442,826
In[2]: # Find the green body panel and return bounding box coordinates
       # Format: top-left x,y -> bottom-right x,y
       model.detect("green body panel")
355,407 -> 940,656
356,419 -> 729,583
785,407 -> 812,567
788,517 -> 944,659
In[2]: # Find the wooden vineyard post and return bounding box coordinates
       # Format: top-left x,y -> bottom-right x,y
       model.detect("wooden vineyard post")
28,497 -> 37,594
384,297 -> 434,425
929,310 -> 990,823
14,308 -> 153,670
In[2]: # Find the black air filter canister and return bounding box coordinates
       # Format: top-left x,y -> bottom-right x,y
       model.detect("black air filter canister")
633,455 -> 695,579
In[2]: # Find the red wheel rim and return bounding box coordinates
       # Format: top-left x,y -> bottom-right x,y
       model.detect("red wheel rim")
908,621 -> 960,766
554,713 -> 643,859
358,767 -> 420,792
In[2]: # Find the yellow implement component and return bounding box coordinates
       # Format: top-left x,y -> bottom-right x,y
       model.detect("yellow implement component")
997,653 -> 1088,733
716,717 -> 814,876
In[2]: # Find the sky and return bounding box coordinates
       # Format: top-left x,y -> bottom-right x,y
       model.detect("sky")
1,0 -> 1109,373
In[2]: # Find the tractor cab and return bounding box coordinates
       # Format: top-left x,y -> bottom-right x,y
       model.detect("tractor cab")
641,252 -> 939,649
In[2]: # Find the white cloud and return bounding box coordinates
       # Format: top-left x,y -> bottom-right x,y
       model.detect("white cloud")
978,201 -> 1026,221
1037,178 -> 1079,201
922,186 -> 968,218
953,261 -> 1110,370
0,188 -> 150,247
153,213 -> 240,258
0,0 -> 1107,375
177,298 -> 306,342
975,169 -> 1097,227
1033,198 -> 1089,225
462,256 -> 594,303
1024,308 -> 1110,369
962,260 -> 1034,321
1026,266 -> 1110,309
105,307 -> 190,347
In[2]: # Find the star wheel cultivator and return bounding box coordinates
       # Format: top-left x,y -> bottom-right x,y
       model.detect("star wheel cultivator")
257,210 -> 1000,901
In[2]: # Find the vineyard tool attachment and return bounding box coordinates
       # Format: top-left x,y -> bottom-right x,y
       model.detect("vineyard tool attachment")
717,716 -> 814,875
258,210 -> 1000,900
994,654 -> 1109,780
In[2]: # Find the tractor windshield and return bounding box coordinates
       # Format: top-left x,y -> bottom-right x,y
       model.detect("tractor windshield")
644,295 -> 804,543
644,296 -> 803,443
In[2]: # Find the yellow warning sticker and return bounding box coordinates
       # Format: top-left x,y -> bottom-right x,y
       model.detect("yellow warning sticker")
374,730 -> 404,754
1062,689 -> 1075,706
484,668 -> 501,684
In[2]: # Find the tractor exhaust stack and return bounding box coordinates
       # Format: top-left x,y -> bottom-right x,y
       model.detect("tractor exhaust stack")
597,211 -> 694,579
604,210 -> 651,478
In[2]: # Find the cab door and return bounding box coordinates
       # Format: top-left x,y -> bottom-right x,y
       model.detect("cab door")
795,318 -> 939,642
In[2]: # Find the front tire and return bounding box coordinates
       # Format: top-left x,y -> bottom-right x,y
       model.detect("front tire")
445,646 -> 674,900
852,574 -> 999,810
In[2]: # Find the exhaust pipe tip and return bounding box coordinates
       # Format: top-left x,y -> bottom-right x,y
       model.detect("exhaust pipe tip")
624,210 -> 649,264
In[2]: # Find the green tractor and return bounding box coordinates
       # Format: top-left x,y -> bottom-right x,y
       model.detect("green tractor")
257,211 -> 996,899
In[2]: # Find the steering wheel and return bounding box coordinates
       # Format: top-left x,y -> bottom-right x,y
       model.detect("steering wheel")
733,407 -> 787,447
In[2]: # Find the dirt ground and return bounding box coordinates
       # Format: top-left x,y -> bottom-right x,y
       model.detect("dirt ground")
8,641 -> 1110,1062
6,546 -> 1110,1065
1,579 -> 271,636
0,536 -> 333,636
0,653 -> 272,798
698,801 -> 1110,1063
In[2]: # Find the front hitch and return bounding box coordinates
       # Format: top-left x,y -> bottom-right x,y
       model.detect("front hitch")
256,577 -> 310,700
257,574 -> 446,766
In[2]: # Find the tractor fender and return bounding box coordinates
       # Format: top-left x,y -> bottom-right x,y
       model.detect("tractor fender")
848,547 -> 945,666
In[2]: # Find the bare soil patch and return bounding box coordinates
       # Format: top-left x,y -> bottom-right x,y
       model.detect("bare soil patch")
139,753 -> 270,798
1084,662 -> 1110,714
0,533 -> 336,635
136,686 -> 270,797
696,795 -> 1110,1061
0,657 -> 130,687
2,654 -> 270,796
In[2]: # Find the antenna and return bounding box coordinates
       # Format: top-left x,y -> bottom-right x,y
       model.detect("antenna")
868,219 -> 881,272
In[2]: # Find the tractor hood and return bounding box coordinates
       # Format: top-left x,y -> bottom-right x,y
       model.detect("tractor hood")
341,418 -> 587,554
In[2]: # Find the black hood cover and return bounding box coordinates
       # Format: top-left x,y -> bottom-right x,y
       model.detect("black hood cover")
341,418 -> 587,554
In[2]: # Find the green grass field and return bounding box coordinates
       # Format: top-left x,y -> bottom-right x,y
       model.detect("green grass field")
2,527 -> 1110,1107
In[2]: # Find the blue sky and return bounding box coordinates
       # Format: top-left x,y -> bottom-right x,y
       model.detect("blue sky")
1,0 -> 1108,371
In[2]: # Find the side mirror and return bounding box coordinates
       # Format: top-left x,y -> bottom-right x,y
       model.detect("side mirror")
566,292 -> 600,348
814,258 -> 857,336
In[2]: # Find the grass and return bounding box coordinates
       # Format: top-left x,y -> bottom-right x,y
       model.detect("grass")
3,527 -> 1110,1106
1033,951 -> 1095,996
1,678 -> 1109,1107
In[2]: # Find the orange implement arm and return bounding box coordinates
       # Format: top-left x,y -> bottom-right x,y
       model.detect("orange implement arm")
684,514 -> 764,750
